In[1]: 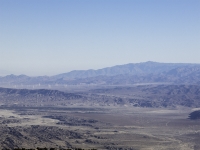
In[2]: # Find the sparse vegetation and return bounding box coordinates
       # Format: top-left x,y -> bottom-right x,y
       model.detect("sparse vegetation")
188,110 -> 200,120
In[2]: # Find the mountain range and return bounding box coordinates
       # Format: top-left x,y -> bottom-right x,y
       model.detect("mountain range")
53,61 -> 196,79
0,61 -> 200,86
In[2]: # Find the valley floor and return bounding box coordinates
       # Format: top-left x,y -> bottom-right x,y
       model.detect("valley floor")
0,106 -> 199,150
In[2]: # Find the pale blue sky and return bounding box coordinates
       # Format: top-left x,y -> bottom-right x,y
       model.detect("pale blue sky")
0,0 -> 200,76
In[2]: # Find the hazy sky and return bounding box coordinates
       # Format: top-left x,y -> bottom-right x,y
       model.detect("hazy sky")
0,0 -> 200,76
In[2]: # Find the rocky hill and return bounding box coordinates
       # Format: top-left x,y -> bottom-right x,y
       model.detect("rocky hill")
0,88 -> 83,107
0,85 -> 200,108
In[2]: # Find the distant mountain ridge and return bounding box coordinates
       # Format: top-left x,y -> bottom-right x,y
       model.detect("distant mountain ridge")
53,61 -> 195,79
1,61 -> 200,86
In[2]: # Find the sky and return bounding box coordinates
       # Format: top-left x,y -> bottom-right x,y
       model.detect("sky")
0,0 -> 200,76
